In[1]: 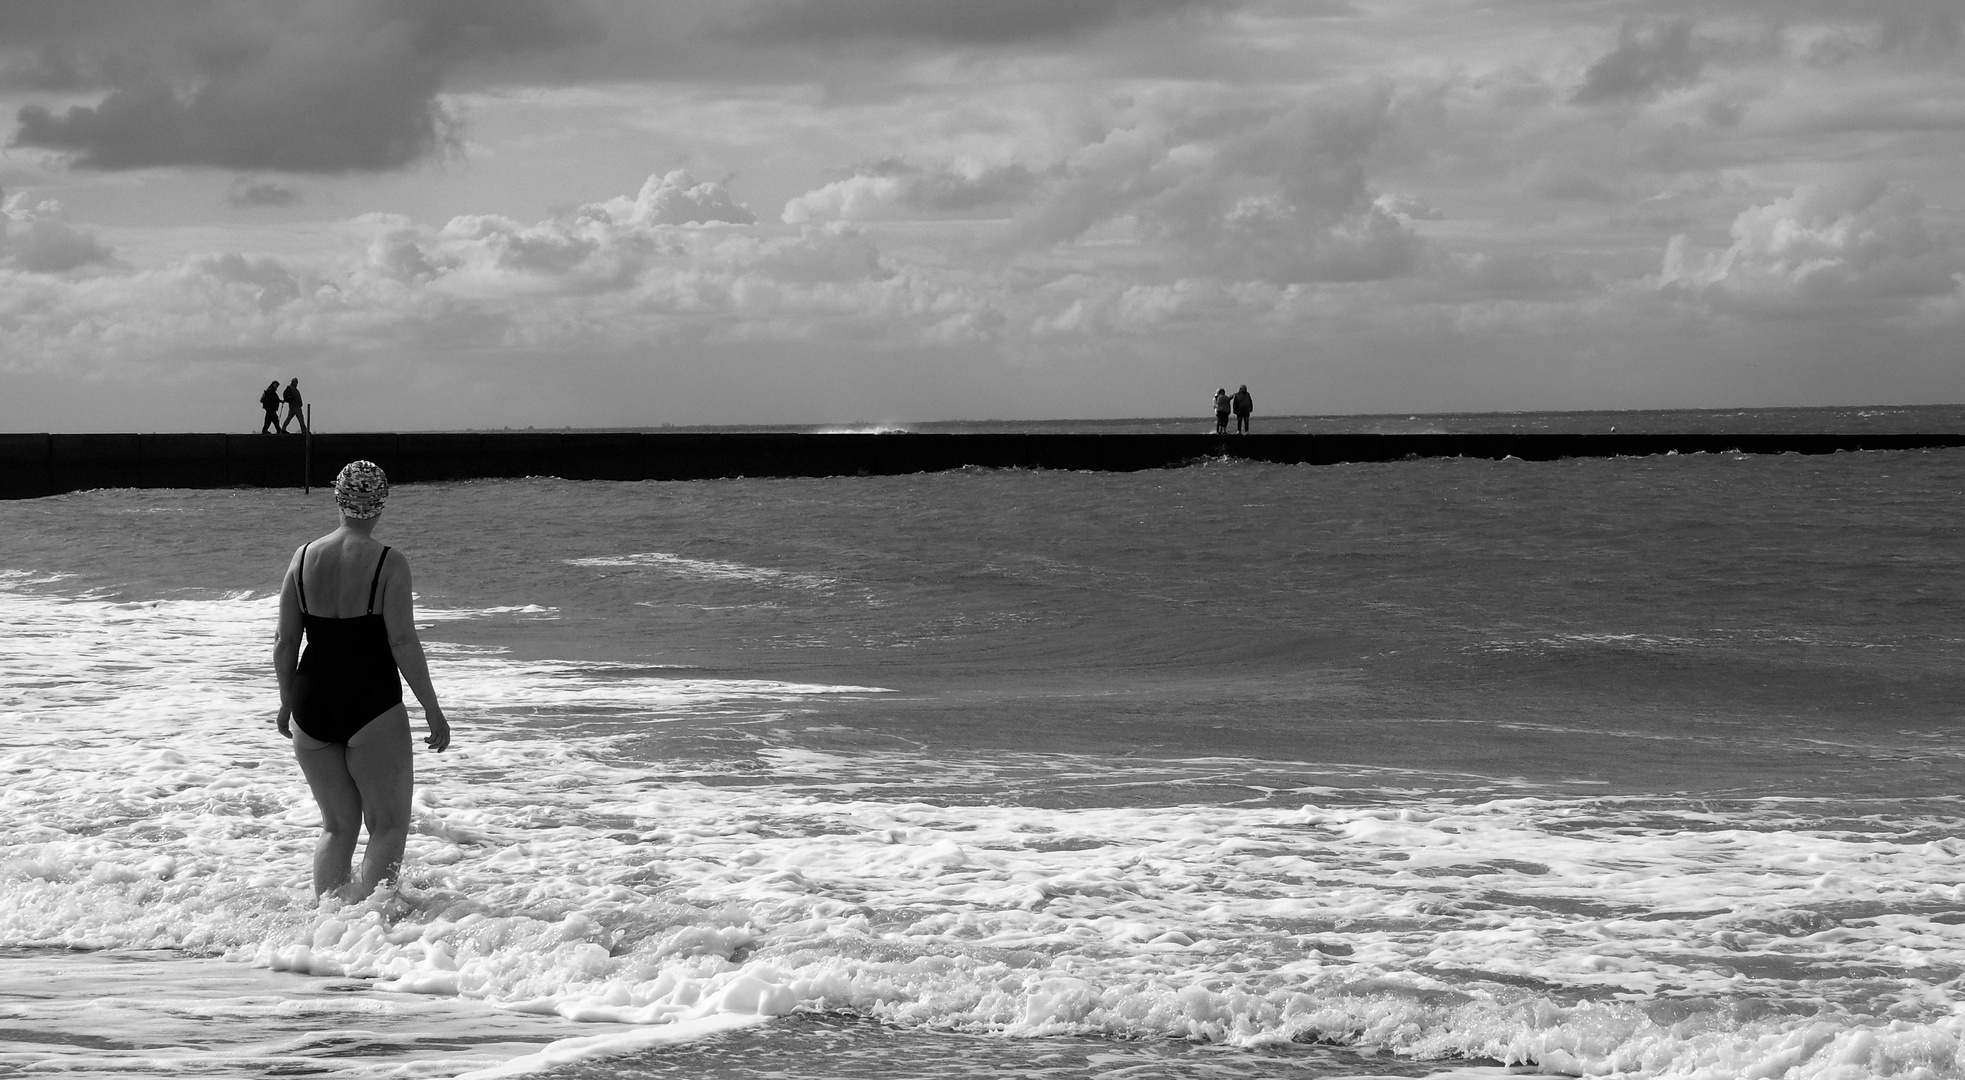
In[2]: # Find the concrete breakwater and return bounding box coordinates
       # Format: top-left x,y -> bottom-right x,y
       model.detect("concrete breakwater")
4,430 -> 1963,500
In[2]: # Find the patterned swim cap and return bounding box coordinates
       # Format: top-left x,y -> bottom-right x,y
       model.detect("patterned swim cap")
333,460 -> 389,519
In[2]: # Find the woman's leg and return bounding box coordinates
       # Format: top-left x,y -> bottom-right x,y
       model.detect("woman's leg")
293,730 -> 363,897
343,705 -> 415,899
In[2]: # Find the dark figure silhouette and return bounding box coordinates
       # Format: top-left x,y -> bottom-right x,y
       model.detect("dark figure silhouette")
1212,388 -> 1231,435
260,382 -> 283,434
1231,385 -> 1253,434
281,379 -> 307,434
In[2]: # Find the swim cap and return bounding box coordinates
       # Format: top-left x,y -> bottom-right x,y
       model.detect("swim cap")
333,460 -> 389,519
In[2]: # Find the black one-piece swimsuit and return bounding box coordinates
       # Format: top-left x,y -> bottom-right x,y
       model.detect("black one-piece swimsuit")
293,544 -> 403,743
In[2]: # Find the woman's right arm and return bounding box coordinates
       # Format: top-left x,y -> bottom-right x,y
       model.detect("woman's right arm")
271,547 -> 304,738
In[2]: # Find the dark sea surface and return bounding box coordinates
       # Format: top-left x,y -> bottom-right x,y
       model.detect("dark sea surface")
623,402 -> 1965,436
4,405 -> 1965,1079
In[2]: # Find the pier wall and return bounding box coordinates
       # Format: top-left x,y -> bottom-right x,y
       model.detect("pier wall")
3,430 -> 1963,500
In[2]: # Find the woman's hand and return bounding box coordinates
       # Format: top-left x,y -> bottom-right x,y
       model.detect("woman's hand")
276,705 -> 293,739
424,705 -> 452,752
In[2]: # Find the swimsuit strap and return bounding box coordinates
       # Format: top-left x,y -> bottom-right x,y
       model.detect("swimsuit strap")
296,543 -> 310,615
367,547 -> 391,615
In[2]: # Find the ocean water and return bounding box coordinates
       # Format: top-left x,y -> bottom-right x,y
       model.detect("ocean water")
648,402 -> 1965,437
6,412 -> 1965,1079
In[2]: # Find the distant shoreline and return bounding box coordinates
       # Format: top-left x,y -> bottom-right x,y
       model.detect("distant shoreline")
5,428 -> 1964,500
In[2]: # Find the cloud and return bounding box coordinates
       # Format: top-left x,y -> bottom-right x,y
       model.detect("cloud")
723,0 -> 1216,45
0,168 -> 867,377
8,0 -> 593,172
782,159 -> 1036,223
590,170 -> 758,228
199,252 -> 304,311
345,174 -> 903,329
226,178 -> 302,208
1875,2 -> 1964,57
0,192 -> 114,273
1572,20 -> 1709,105
1659,179 -> 1964,316
1006,89 -> 1422,284
1417,250 -> 1596,303
0,43 -> 95,91
1373,193 -> 1441,222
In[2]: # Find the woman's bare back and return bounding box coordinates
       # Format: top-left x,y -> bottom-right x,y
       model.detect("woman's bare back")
295,531 -> 393,617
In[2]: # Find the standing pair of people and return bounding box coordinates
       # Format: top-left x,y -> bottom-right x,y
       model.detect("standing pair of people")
1212,385 -> 1253,434
259,379 -> 307,434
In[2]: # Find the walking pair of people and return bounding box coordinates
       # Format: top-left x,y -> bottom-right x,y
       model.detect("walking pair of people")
260,379 -> 307,434
1213,385 -> 1253,434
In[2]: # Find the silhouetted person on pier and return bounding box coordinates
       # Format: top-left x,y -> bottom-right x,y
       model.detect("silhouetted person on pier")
1231,385 -> 1252,434
260,382 -> 282,434
1213,388 -> 1231,435
281,379 -> 307,434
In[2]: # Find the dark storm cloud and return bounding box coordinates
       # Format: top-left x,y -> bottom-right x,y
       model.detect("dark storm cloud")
0,1 -> 206,92
725,0 -> 1220,45
8,0 -> 595,173
0,45 -> 95,92
1572,20 -> 1707,104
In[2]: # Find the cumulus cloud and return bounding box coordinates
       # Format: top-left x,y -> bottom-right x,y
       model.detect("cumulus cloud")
1373,193 -> 1441,222
587,171 -> 758,228
724,0 -> 1216,45
1006,89 -> 1422,284
345,171 -> 847,307
782,159 -> 1036,223
0,191 -> 114,273
348,170 -> 766,301
1572,20 -> 1709,104
0,169 -> 966,379
8,0 -> 593,172
1659,179 -> 1964,316
199,252 -> 305,311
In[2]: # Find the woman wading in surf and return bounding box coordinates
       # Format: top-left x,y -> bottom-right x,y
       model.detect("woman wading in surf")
273,460 -> 451,900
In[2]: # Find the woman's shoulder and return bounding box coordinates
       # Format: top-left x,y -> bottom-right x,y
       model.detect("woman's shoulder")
292,530 -> 341,555
379,544 -> 413,576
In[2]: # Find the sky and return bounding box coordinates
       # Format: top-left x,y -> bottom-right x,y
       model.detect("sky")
0,0 -> 1960,432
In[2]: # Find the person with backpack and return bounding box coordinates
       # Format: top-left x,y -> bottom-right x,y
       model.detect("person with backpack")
259,381 -> 283,434
1231,385 -> 1253,434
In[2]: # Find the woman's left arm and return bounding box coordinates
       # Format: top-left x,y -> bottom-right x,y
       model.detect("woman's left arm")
381,551 -> 452,752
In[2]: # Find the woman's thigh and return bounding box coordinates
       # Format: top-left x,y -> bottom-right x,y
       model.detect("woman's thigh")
294,730 -> 361,830
344,705 -> 414,826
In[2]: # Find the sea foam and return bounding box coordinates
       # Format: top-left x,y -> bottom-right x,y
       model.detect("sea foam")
6,580 -> 1965,1078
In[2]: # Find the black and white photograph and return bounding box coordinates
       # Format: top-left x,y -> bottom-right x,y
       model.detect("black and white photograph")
3,1 -> 1965,1077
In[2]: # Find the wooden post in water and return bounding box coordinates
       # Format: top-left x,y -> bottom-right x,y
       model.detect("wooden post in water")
303,404 -> 312,493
